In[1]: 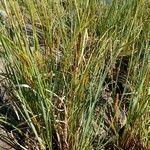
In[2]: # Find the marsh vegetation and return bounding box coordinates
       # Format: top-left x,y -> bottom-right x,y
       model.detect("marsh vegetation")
0,0 -> 150,149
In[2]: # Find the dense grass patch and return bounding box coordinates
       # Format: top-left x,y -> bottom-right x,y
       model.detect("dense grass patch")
0,0 -> 149,149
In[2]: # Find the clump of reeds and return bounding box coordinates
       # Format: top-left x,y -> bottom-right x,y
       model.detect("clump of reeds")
0,0 -> 149,149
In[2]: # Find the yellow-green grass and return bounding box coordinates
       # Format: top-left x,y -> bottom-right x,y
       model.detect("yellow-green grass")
0,0 -> 149,149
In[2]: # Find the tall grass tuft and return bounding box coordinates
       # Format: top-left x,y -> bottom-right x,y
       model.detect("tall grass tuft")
0,0 -> 149,149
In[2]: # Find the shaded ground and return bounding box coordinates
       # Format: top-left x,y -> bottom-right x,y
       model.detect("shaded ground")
0,59 -> 15,150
